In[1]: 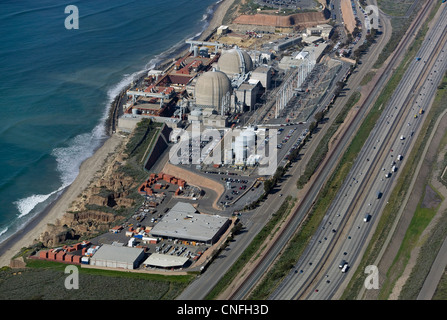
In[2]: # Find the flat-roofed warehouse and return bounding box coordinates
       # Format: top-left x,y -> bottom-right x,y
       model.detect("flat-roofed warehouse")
149,202 -> 231,245
89,244 -> 145,270
143,253 -> 189,269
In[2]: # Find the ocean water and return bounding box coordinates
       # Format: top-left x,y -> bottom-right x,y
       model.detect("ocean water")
0,0 -> 219,243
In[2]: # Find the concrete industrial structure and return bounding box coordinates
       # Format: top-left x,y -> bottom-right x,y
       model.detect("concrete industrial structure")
217,47 -> 254,77
306,24 -> 333,40
143,253 -> 189,269
189,45 -> 268,125
194,69 -> 233,113
250,65 -> 272,89
149,202 -> 231,245
89,244 -> 145,270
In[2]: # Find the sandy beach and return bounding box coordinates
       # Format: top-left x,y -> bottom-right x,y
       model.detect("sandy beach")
0,134 -> 124,267
0,0 -> 235,268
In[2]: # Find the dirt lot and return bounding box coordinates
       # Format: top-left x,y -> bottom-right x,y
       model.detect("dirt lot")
341,0 -> 356,34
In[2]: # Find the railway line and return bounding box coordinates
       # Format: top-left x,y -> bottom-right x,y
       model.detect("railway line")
229,0 -> 441,300
272,1 -> 447,300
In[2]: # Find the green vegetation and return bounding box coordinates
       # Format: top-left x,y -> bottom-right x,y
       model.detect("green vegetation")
352,29 -> 379,62
297,90 -> 361,189
0,259 -> 194,300
374,0 -> 436,68
433,251 -> 447,299
341,5 -> 447,299
120,118 -> 162,181
379,186 -> 442,299
205,196 -> 296,299
400,205 -> 447,300
360,71 -> 376,86
0,119 -> 195,300
247,0 -> 440,298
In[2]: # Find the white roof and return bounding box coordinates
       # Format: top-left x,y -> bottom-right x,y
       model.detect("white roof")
170,202 -> 197,214
143,253 -> 188,268
295,51 -> 309,60
91,244 -> 144,263
150,202 -> 229,242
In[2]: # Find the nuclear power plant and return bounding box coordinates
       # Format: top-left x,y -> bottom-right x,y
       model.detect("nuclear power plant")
115,20 -> 350,177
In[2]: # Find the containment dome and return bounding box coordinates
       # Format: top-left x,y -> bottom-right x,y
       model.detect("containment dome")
217,47 -> 254,76
194,69 -> 232,112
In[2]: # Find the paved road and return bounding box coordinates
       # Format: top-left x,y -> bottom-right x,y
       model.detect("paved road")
270,1 -> 447,300
177,0 -> 392,300
229,0 -> 393,300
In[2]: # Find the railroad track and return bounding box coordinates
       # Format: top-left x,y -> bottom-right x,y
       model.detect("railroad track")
297,14 -> 447,301
229,0 -> 436,300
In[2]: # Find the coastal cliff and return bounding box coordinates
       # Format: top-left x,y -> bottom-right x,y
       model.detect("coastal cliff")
35,118 -> 164,248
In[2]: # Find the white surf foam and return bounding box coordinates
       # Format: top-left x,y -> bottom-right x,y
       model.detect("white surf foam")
14,186 -> 65,219
11,0 -> 222,225
0,227 -> 8,239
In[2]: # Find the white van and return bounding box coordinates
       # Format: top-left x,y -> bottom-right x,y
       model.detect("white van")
341,264 -> 349,273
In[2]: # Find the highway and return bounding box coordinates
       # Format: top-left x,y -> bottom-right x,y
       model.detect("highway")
177,0 -> 400,300
270,1 -> 447,300
227,0 -> 396,300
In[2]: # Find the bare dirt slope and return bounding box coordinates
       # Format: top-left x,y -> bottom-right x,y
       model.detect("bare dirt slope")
233,11 -> 328,28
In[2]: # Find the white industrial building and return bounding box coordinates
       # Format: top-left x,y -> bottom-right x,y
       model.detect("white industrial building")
306,24 -> 333,40
149,202 -> 231,245
250,65 -> 272,89
190,46 -> 266,126
143,253 -> 189,269
89,244 -> 145,270
235,80 -> 262,109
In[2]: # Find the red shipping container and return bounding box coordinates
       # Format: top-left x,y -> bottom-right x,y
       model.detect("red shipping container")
56,252 -> 66,261
48,251 -> 57,260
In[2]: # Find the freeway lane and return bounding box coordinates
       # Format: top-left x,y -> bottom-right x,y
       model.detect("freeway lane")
230,0 -> 396,300
309,33 -> 447,300
271,2 -> 447,300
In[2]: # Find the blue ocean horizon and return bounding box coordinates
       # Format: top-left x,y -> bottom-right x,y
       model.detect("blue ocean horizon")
0,0 -> 218,243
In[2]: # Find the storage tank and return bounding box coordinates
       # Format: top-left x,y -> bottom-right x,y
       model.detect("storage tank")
193,45 -> 199,57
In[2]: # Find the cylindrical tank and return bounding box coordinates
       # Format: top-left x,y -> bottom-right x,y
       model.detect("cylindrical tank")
234,130 -> 256,165
193,45 -> 199,57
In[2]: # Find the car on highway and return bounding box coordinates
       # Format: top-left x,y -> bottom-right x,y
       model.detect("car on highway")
341,264 -> 349,273
364,213 -> 371,222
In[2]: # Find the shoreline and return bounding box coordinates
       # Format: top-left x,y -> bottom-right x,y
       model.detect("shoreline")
0,0 -> 235,268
